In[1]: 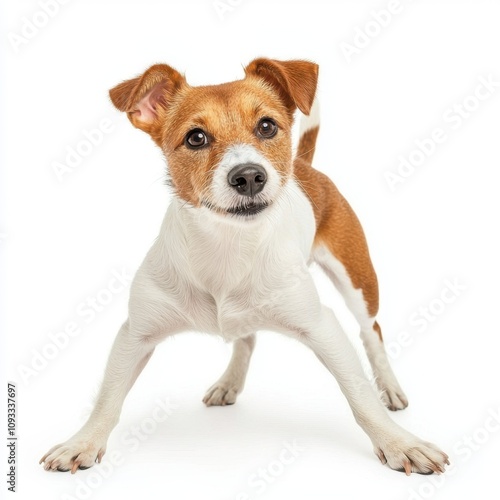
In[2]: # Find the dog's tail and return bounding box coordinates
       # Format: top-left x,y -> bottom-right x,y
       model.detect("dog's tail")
296,98 -> 320,164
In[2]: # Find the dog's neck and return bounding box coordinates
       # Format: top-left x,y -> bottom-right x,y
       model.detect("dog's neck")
153,179 -> 315,297
170,191 -> 282,296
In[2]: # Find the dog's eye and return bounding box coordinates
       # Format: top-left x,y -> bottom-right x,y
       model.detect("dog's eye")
185,129 -> 209,149
256,118 -> 278,139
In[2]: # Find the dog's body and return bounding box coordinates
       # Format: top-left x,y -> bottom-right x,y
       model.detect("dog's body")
41,59 -> 448,475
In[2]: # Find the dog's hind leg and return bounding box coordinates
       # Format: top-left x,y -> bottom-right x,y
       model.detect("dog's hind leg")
294,121 -> 407,411
203,334 -> 256,406
313,242 -> 408,410
311,191 -> 408,411
287,304 -> 448,474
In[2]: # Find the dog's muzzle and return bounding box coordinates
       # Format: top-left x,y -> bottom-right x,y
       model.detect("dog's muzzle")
227,163 -> 267,197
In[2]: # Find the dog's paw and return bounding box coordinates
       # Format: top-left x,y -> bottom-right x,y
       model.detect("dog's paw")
203,381 -> 240,406
39,435 -> 106,473
372,364 -> 409,411
374,434 -> 449,475
378,382 -> 409,411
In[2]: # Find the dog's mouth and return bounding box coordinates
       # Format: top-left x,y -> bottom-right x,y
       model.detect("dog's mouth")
203,200 -> 270,218
226,201 -> 269,216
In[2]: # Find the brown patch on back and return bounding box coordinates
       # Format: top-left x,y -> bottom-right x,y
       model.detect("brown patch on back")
294,156 -> 380,317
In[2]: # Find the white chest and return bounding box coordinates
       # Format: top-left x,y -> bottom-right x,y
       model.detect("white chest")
146,180 -> 317,340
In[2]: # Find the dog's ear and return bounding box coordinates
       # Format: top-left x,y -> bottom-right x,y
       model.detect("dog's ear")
109,64 -> 185,136
245,58 -> 318,115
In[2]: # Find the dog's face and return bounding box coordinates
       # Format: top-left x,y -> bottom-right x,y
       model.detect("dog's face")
160,79 -> 294,219
110,59 -> 318,220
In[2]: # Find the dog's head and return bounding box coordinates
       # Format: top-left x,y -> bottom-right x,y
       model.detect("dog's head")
109,58 -> 318,220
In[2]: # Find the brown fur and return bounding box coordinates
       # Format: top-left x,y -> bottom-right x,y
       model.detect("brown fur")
293,156 -> 380,319
296,125 -> 319,165
244,58 -> 319,115
108,60 -> 320,209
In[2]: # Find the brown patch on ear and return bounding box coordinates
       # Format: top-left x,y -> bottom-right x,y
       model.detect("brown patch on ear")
109,76 -> 141,112
109,64 -> 186,140
245,58 -> 318,115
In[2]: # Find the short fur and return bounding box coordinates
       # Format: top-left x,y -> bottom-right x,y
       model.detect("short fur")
40,58 -> 448,476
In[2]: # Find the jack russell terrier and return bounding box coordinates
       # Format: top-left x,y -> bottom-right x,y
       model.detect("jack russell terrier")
41,58 -> 449,475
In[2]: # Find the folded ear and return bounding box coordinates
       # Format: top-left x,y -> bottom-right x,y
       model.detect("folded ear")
245,58 -> 318,115
109,64 -> 185,135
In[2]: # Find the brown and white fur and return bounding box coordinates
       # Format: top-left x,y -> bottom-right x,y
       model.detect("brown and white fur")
40,58 -> 449,475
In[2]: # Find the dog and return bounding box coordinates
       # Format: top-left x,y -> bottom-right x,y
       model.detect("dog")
40,58 -> 449,475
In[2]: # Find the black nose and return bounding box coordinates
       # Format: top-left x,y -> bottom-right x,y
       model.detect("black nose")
227,163 -> 267,197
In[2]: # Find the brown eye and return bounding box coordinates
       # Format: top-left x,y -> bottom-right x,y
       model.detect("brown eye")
256,118 -> 278,139
185,129 -> 209,149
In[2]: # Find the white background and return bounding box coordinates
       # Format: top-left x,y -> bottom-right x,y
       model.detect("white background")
2,1 -> 500,499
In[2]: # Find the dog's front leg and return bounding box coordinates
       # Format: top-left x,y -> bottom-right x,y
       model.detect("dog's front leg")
40,320 -> 156,473
291,305 -> 449,475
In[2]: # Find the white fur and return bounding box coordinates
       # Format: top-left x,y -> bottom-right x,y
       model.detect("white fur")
313,244 -> 408,410
314,244 -> 372,330
146,179 -> 317,342
299,97 -> 320,136
210,143 -> 282,211
41,120 -> 448,476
